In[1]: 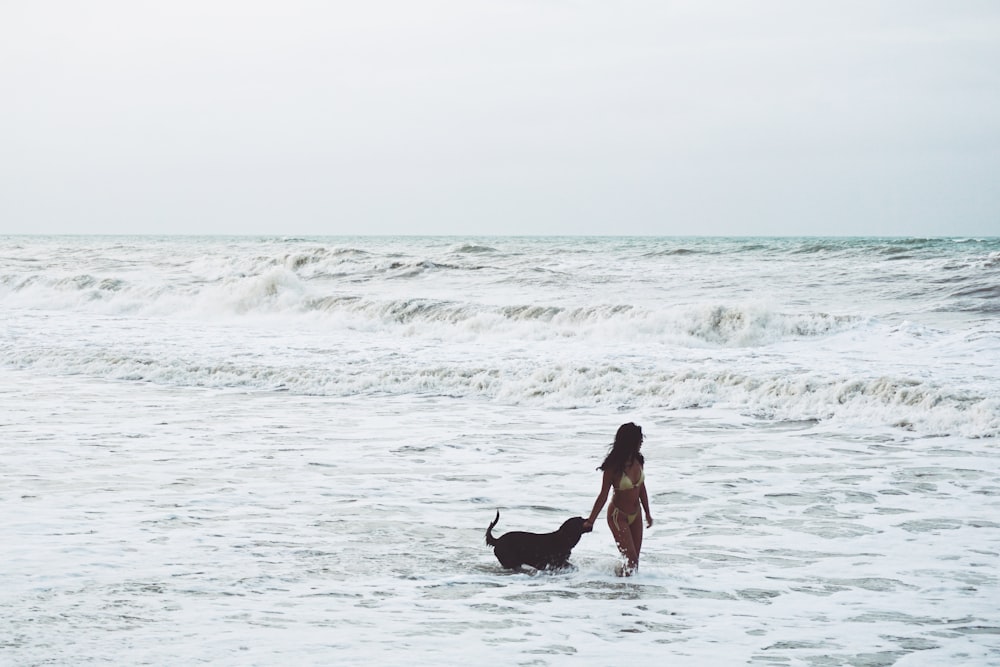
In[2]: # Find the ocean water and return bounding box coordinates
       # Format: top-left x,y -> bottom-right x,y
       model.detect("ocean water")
1,235 -> 998,666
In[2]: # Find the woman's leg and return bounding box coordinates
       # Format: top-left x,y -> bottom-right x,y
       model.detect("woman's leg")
629,513 -> 644,565
607,505 -> 639,575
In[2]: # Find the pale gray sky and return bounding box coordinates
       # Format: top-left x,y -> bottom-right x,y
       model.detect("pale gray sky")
2,1 -> 998,236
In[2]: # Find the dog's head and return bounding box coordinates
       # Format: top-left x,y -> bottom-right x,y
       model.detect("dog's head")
559,517 -> 592,545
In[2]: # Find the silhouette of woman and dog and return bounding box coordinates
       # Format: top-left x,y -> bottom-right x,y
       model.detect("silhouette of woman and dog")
486,422 -> 653,576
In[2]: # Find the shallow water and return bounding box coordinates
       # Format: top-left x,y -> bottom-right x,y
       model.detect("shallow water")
3,369 -> 998,665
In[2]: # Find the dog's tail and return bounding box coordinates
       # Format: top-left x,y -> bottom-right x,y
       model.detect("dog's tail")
485,510 -> 500,546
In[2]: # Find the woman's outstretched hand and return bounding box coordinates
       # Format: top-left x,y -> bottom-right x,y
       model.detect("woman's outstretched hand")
582,519 -> 594,531
646,515 -> 654,528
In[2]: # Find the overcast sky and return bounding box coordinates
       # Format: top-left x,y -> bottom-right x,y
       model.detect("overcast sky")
2,1 -> 998,236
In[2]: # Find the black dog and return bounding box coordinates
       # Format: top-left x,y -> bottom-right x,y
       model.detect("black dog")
485,510 -> 592,570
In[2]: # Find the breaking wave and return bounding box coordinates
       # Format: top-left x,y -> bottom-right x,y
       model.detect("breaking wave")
0,267 -> 864,347
3,347 -> 996,438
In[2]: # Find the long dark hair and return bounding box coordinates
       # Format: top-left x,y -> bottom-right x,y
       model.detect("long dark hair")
598,422 -> 644,475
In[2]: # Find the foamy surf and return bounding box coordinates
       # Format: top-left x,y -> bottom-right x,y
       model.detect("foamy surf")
2,236 -> 998,665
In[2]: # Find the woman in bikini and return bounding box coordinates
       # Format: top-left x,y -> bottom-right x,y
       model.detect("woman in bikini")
583,422 -> 653,576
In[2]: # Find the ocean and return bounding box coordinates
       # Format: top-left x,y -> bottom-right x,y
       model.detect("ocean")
2,235 -> 998,665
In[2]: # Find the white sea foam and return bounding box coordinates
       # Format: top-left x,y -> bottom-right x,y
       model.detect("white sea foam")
2,369 -> 998,665
2,309 -> 996,437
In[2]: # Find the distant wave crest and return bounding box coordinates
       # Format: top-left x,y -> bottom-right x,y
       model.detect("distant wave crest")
0,266 -> 865,347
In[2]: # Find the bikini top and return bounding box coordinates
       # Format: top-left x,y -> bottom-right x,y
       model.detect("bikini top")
616,467 -> 644,491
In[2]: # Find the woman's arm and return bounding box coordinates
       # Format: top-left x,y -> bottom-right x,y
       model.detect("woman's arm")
583,469 -> 614,529
640,475 -> 653,527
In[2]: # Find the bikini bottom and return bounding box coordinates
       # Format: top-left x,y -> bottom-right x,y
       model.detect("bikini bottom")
609,504 -> 638,527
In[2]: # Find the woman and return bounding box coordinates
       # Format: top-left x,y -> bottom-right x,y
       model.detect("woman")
583,422 -> 653,575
